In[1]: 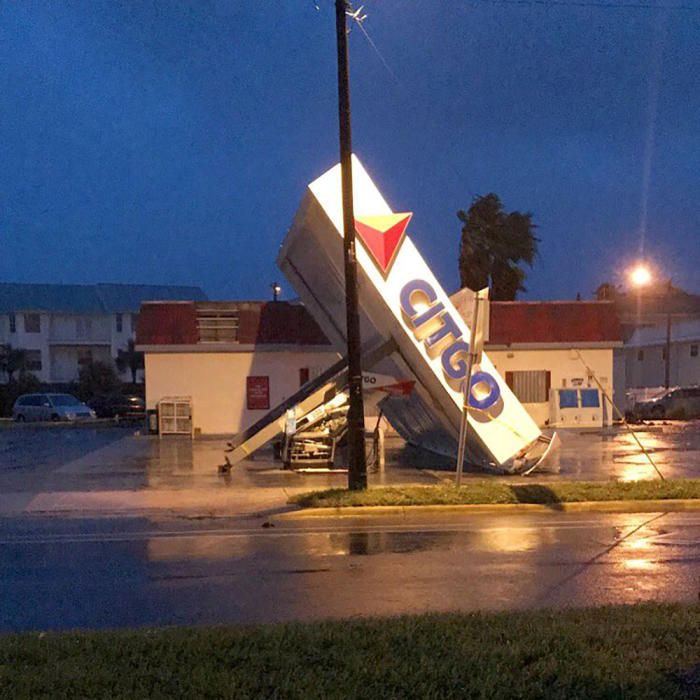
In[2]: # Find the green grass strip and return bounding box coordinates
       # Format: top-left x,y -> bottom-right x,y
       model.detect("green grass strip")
1,604 -> 699,698
290,478 -> 700,508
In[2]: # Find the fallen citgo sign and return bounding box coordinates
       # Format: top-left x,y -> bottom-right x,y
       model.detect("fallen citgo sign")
278,156 -> 557,473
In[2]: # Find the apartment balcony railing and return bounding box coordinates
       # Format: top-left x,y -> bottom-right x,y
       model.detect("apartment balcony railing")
48,328 -> 111,344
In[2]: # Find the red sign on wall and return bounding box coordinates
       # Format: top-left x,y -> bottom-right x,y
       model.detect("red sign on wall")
246,376 -> 270,410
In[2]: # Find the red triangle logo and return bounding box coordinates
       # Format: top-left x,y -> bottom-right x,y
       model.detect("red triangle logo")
355,213 -> 412,276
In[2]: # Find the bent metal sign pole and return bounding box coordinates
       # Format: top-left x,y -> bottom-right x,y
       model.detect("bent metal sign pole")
278,156 -> 553,473
455,287 -> 489,487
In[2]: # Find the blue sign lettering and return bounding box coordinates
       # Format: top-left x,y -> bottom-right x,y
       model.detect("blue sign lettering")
468,371 -> 501,410
441,340 -> 469,380
400,279 -> 438,319
426,312 -> 462,349
400,279 -> 501,410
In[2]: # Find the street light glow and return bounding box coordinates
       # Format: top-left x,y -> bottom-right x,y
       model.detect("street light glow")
629,263 -> 652,288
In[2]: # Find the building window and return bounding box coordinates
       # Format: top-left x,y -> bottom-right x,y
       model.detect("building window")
299,367 -> 310,387
25,350 -> 42,372
197,307 -> 239,343
505,370 -> 551,403
9,313 -> 16,333
637,349 -> 644,362
76,318 -> 92,339
116,313 -> 123,333
24,313 -> 40,333
580,388 -> 600,408
691,344 -> 699,358
559,389 -> 578,409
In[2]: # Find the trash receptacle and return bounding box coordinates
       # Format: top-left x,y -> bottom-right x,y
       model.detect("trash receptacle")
147,409 -> 158,435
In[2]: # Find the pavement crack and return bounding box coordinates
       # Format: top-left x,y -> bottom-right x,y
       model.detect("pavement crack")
279,567 -> 332,575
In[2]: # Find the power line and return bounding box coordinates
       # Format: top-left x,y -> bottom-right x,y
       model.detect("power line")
464,0 -> 700,10
353,14 -> 398,81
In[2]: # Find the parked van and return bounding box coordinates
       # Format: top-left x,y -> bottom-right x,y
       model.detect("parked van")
12,394 -> 96,422
633,386 -> 700,420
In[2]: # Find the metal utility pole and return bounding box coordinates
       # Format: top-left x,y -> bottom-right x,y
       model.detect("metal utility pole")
335,0 -> 367,490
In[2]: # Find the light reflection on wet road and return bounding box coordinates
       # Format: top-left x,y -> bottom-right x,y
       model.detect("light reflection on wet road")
2,423 -> 700,495
545,424 -> 700,482
1,511 -> 699,632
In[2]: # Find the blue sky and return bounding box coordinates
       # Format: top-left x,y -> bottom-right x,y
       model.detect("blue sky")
1,0 -> 698,300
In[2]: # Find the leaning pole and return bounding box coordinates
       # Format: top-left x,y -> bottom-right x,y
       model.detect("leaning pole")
334,0 -> 367,490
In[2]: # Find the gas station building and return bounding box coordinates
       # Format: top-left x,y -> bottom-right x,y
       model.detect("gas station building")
137,296 -> 622,437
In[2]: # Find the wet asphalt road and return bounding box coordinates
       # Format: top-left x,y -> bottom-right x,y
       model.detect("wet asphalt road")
1,423 -> 700,632
2,510 -> 699,632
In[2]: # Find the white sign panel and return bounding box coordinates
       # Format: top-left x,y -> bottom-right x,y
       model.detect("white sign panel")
279,156 -> 543,468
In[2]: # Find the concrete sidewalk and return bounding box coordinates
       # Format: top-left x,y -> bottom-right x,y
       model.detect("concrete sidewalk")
0,486 -> 299,519
0,429 -> 440,518
2,422 -> 699,519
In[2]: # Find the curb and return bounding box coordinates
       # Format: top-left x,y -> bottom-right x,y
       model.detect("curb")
276,499 -> 700,520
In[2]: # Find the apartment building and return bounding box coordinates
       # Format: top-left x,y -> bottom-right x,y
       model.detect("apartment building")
0,283 -> 207,383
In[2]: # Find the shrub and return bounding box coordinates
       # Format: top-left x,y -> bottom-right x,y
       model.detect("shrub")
76,361 -> 121,401
0,372 -> 42,417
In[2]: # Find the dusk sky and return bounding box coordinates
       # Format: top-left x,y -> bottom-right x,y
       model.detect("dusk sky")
2,0 -> 698,301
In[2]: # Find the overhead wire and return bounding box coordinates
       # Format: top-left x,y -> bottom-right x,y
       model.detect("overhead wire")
352,14 -> 399,82
342,1 -> 398,82
464,0 -> 700,10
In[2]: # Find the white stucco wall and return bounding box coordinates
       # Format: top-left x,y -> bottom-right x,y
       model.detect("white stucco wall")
144,349 -> 340,435
675,342 -> 700,386
488,346 -> 616,426
625,320 -> 700,389
144,344 -> 616,435
625,342 -> 700,389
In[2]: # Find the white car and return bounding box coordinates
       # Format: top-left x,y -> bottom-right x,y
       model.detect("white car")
12,393 -> 96,422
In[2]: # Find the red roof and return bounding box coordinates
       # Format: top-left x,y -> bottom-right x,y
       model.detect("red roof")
137,298 -> 621,349
487,301 -> 622,345
137,302 -> 199,345
237,302 -> 330,345
136,300 -> 330,346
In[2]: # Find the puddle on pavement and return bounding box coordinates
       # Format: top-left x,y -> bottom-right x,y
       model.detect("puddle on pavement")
146,529 -> 456,562
330,530 -> 454,556
145,524 -> 566,563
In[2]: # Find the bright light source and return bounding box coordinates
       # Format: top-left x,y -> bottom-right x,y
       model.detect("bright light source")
629,263 -> 652,288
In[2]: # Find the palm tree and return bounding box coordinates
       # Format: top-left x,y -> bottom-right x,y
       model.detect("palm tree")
458,193 -> 539,300
0,344 -> 27,383
116,339 -> 144,384
594,282 -> 620,301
